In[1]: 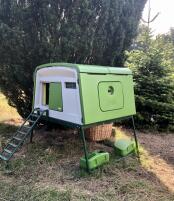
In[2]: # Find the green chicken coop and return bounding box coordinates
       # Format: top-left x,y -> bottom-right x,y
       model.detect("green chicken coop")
33,63 -> 136,125
0,63 -> 139,171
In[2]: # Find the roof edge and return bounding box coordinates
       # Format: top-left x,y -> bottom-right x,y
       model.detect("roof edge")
33,63 -> 132,79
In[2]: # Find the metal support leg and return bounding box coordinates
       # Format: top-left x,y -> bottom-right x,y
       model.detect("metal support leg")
30,130 -> 33,143
79,127 -> 90,173
131,116 -> 140,160
4,161 -> 12,174
5,161 -> 9,170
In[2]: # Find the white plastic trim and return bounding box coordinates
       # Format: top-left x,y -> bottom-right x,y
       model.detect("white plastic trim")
34,66 -> 82,125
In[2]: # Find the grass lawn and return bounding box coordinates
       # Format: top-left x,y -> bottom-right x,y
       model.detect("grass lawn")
0,93 -> 21,122
0,93 -> 174,201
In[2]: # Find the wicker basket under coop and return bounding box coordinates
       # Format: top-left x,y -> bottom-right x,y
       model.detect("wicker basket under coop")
85,123 -> 113,141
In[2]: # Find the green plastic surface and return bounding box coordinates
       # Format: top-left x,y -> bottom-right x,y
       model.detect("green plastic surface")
49,82 -> 63,111
114,139 -> 135,156
98,81 -> 124,111
80,151 -> 110,170
79,73 -> 136,125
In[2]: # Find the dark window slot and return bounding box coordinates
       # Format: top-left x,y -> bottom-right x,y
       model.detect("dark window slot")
65,82 -> 76,89
45,83 -> 49,105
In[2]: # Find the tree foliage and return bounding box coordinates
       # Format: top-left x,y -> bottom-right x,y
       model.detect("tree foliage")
0,0 -> 147,117
126,25 -> 174,131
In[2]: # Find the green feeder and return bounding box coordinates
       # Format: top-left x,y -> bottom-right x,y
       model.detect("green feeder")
80,151 -> 109,170
114,139 -> 136,157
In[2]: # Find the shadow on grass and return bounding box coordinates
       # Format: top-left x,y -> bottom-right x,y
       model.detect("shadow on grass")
0,123 -> 18,138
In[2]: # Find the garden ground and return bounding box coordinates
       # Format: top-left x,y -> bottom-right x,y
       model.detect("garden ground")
0,93 -> 174,201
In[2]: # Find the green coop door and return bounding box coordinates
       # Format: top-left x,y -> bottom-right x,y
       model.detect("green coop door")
98,81 -> 124,111
49,82 -> 63,111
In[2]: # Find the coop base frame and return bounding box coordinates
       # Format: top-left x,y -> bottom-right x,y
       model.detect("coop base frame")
37,115 -> 140,173
79,116 -> 139,173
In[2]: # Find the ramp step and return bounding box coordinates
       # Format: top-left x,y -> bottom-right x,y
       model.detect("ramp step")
28,120 -> 35,123
4,149 -> 12,154
31,114 -> 38,118
13,136 -> 22,141
23,125 -> 31,129
9,143 -> 18,148
18,131 -> 26,135
0,154 -> 8,161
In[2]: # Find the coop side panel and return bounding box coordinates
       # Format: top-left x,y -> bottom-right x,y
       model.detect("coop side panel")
79,73 -> 136,125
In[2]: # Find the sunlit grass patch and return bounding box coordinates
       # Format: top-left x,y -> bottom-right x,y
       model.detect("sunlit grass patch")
115,127 -> 174,193
0,93 -> 21,122
140,147 -> 174,193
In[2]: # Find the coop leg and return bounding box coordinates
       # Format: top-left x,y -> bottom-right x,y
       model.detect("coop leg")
30,130 -> 33,143
5,161 -> 9,170
131,116 -> 140,160
80,127 -> 90,173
